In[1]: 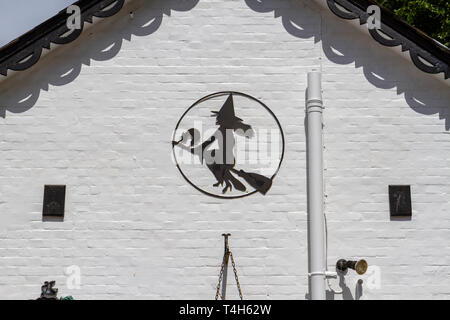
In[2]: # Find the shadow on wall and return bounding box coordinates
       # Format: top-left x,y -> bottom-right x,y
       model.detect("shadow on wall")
0,0 -> 199,117
324,275 -> 363,300
245,0 -> 450,130
0,0 -> 448,129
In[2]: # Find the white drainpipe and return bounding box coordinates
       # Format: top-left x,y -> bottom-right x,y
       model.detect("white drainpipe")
306,71 -> 326,300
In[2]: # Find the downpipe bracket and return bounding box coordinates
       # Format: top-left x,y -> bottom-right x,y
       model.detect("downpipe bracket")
308,271 -> 338,279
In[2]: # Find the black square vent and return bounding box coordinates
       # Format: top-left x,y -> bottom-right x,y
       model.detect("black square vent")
43,185 -> 66,217
389,185 -> 412,217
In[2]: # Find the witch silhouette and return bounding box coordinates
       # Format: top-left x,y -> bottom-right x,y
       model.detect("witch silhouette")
173,93 -> 273,195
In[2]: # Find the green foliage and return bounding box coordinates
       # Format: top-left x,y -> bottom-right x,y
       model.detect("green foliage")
374,0 -> 450,47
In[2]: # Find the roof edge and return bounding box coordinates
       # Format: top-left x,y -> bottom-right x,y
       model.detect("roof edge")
0,0 -> 125,76
0,0 -> 448,79
327,0 -> 449,79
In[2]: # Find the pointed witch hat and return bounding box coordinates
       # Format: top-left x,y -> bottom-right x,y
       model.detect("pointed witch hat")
211,94 -> 243,127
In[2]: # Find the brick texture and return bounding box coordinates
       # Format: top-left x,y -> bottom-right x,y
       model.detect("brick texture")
0,0 -> 449,299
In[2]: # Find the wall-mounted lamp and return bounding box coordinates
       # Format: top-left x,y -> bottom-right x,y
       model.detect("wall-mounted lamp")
336,259 -> 368,275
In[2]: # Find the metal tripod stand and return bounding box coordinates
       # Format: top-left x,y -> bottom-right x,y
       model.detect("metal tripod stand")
215,233 -> 243,300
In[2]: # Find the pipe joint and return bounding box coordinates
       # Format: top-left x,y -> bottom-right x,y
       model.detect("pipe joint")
306,103 -> 324,113
306,99 -> 323,106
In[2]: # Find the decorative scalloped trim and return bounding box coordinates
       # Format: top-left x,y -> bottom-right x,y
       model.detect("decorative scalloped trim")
327,0 -> 449,79
0,0 -> 124,76
1,0 -> 448,80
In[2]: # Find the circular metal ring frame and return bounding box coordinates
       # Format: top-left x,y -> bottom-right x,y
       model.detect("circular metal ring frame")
172,91 -> 285,199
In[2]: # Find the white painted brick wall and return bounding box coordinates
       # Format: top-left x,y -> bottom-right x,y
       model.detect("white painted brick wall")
0,0 -> 449,299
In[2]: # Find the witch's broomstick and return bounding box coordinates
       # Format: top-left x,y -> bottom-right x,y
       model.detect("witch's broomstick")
230,168 -> 273,195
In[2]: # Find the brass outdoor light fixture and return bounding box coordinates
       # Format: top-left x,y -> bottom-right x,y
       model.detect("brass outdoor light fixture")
336,259 -> 368,275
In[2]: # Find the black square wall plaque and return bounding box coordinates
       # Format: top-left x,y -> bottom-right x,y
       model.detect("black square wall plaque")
43,185 -> 66,217
389,185 -> 412,217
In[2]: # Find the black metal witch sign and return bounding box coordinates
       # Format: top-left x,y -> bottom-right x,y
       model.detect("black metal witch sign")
172,92 -> 284,199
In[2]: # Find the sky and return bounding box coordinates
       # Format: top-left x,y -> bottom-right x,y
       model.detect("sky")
0,0 -> 75,47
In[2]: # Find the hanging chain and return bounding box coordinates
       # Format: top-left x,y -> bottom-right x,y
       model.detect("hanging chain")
215,234 -> 243,300
230,252 -> 243,300
215,255 -> 226,300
